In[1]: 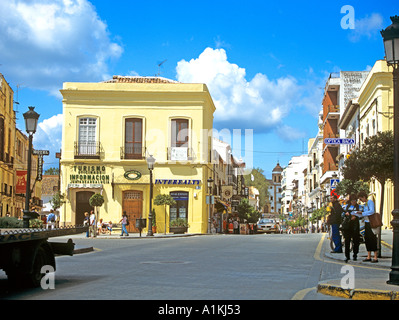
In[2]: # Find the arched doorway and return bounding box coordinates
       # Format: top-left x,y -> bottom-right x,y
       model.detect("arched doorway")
123,190 -> 143,233
76,191 -> 94,225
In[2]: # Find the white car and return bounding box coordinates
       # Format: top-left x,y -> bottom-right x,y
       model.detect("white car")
257,218 -> 279,234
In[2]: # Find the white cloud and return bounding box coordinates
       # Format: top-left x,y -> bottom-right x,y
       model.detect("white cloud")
35,114 -> 63,153
0,0 -> 123,96
348,13 -> 383,42
176,48 -> 315,133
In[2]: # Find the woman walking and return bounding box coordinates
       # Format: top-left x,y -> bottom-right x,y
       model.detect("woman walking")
354,191 -> 378,263
342,194 -> 360,263
120,211 -> 129,236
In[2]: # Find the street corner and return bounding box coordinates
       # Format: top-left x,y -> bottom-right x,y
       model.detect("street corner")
317,281 -> 399,300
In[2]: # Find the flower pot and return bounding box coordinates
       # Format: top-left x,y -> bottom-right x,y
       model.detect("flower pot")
169,226 -> 187,234
152,226 -> 157,233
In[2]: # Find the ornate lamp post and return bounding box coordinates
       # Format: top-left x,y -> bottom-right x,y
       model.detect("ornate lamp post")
22,107 -> 39,228
382,15 -> 399,285
146,155 -> 155,236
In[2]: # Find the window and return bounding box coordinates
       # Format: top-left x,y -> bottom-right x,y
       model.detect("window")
170,119 -> 189,160
171,119 -> 189,147
124,118 -> 143,159
169,191 -> 189,222
78,117 -> 97,155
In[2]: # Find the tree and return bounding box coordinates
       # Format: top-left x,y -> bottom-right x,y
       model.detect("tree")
342,131 -> 394,257
237,198 -> 261,223
50,192 -> 65,210
342,131 -> 393,219
44,167 -> 59,175
89,193 -> 105,219
243,168 -> 269,209
153,194 -> 176,234
335,179 -> 369,198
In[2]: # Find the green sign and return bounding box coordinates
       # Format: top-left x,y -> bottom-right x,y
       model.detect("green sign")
124,170 -> 142,180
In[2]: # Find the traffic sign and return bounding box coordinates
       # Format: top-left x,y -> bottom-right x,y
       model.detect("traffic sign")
330,179 -> 339,189
324,138 -> 355,145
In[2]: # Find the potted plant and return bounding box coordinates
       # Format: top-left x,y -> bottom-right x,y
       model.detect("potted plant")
151,209 -> 157,233
169,218 -> 189,234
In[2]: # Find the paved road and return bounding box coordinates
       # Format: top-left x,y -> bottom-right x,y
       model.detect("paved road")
0,232 -> 360,301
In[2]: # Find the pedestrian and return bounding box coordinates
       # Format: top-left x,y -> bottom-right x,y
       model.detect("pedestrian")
342,194 -> 360,262
354,191 -> 379,263
120,211 -> 129,236
83,212 -> 90,237
327,193 -> 343,253
46,209 -> 56,230
89,210 -> 96,238
233,219 -> 239,234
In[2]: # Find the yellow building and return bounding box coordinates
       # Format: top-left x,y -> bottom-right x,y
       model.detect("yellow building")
357,60 -> 394,227
0,73 -> 16,216
0,73 -> 42,217
60,76 -> 216,234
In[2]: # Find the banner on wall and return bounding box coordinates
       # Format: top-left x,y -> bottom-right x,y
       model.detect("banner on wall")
16,170 -> 27,194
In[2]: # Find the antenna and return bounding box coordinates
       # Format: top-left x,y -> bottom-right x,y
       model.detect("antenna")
156,59 -> 167,76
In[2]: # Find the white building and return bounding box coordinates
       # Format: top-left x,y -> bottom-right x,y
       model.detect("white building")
281,155 -> 308,216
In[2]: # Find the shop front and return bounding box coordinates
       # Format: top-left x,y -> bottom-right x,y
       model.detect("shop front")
61,163 -> 209,234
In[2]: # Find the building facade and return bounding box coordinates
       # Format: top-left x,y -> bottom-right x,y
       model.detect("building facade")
60,76 -> 216,234
0,73 -> 42,217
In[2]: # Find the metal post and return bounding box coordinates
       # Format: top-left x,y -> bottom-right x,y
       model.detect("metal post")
147,168 -> 153,236
22,134 -> 33,228
388,67 -> 399,285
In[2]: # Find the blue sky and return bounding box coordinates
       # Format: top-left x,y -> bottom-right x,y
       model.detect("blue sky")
0,0 -> 397,178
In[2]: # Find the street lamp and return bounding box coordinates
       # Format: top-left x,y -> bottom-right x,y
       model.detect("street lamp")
207,177 -> 214,233
22,106 -> 40,228
146,154 -> 155,236
382,15 -> 399,285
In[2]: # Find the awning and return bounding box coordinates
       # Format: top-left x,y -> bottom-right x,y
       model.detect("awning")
216,199 -> 231,214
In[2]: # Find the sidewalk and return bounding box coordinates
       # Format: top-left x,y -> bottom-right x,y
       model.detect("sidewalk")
318,229 -> 399,300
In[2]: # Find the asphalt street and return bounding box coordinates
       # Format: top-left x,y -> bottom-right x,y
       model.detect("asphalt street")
0,231 -> 396,303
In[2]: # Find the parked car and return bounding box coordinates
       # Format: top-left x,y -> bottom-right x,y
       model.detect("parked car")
257,218 -> 279,234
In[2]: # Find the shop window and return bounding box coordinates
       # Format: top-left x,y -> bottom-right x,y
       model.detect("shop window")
170,191 -> 189,222
124,118 -> 143,159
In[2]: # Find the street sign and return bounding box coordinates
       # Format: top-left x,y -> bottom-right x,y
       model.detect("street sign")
330,179 -> 339,189
324,138 -> 355,145
33,149 -> 50,155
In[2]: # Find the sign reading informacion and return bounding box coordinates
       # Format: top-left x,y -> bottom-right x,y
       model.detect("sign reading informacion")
324,138 -> 355,145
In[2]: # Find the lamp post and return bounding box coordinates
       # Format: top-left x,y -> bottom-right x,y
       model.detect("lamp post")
207,177 -> 213,233
382,15 -> 399,285
22,106 -> 39,228
146,155 -> 155,236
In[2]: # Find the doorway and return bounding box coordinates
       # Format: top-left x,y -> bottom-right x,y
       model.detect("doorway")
76,191 -> 94,225
123,190 -> 143,233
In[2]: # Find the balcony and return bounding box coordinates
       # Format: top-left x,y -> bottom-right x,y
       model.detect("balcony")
167,147 -> 196,161
74,141 -> 101,159
324,105 -> 340,122
120,146 -> 145,160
